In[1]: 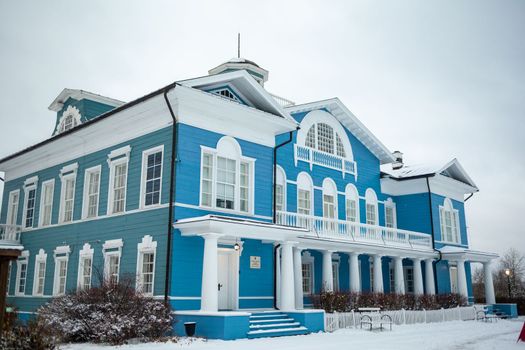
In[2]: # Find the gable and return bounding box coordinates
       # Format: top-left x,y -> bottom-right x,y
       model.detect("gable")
203,85 -> 250,106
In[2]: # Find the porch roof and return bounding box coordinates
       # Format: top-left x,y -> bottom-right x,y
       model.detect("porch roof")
438,245 -> 498,263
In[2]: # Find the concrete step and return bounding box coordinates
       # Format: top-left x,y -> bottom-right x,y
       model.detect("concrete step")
249,317 -> 295,324
247,326 -> 309,339
250,322 -> 301,330
250,313 -> 288,319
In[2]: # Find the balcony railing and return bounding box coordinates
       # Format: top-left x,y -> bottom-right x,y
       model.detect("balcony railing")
0,224 -> 22,245
276,211 -> 432,249
294,144 -> 357,178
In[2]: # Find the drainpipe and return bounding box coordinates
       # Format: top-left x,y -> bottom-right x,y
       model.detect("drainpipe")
272,129 -> 297,223
464,193 -> 474,202
425,176 -> 442,293
163,84 -> 180,304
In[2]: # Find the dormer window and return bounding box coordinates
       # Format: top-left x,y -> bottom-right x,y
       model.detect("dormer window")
212,88 -> 242,104
306,123 -> 347,157
55,105 -> 82,135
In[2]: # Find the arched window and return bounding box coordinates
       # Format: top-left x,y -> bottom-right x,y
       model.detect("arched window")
275,166 -> 287,212
297,172 -> 313,216
200,136 -> 255,213
56,105 -> 82,135
322,178 -> 338,220
304,123 -> 348,157
439,198 -> 460,243
365,188 -> 378,226
345,184 -> 359,222
384,197 -> 397,228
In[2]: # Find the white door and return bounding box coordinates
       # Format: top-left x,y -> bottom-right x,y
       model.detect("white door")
218,251 -> 232,310
450,266 -> 458,293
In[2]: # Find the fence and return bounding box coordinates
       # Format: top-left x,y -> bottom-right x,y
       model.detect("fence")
325,306 -> 478,332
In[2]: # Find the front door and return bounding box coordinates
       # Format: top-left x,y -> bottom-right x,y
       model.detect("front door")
217,248 -> 239,310
450,266 -> 458,293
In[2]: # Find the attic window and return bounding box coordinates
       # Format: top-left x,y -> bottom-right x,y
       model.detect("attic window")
212,88 -> 241,104
305,123 -> 347,158
56,105 -> 82,135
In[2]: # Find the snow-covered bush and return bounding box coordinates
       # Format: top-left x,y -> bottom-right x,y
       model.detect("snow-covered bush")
312,291 -> 467,312
37,277 -> 173,345
0,318 -> 56,350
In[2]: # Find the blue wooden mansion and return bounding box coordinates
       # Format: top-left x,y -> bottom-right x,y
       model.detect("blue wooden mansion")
0,58 -> 499,339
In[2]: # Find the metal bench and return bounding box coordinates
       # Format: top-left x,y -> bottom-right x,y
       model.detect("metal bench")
358,307 -> 393,331
476,306 -> 498,323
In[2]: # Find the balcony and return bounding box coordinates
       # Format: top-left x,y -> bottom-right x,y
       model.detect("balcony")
0,224 -> 22,246
294,145 -> 356,178
276,211 -> 432,250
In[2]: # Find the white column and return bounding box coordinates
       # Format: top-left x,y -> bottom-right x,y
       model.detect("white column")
349,252 -> 361,293
413,258 -> 424,295
373,255 -> 384,293
293,247 -> 304,309
275,246 -> 281,309
424,259 -> 436,295
457,259 -> 469,299
200,233 -> 220,312
280,242 -> 295,310
322,250 -> 334,292
483,261 -> 496,304
394,256 -> 405,294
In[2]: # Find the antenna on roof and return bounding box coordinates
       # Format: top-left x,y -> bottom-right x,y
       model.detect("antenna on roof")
237,33 -> 241,58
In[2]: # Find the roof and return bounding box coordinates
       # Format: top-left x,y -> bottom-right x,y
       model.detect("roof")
381,158 -> 478,189
48,88 -> 125,112
286,98 -> 396,164
438,245 -> 498,262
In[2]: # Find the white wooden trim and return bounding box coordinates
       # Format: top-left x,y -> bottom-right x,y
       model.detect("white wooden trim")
32,249 -> 47,296
136,235 -> 157,296
6,189 -> 20,226
81,165 -> 102,219
38,179 -> 55,227
15,250 -> 29,296
77,243 -> 94,290
139,145 -> 164,209
106,151 -> 130,216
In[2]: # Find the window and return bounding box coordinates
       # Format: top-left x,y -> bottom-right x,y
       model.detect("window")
15,251 -> 29,296
439,198 -> 460,243
365,189 -> 378,226
384,198 -> 397,229
317,123 -> 335,154
6,190 -> 20,225
59,163 -> 78,223
82,166 -> 101,219
141,147 -> 163,208
369,260 -> 374,292
212,88 -> 242,103
39,180 -> 54,226
275,166 -> 287,212
300,114 -> 351,158
77,243 -> 94,290
389,265 -> 395,293
297,172 -> 313,216
107,146 -> 131,215
56,105 -> 81,135
404,267 -> 414,294
345,184 -> 359,223
199,137 -> 254,213
137,235 -> 157,296
33,249 -> 47,296
305,125 -> 316,148
302,262 -> 313,294
53,246 -> 70,296
103,239 -> 123,284
332,261 -> 340,292
22,177 -> 38,228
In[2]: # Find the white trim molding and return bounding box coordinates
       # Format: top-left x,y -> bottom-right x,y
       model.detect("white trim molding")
107,146 -> 131,215
52,245 -> 71,296
77,243 -> 94,290
32,249 -> 48,296
136,235 -> 157,296
15,250 -> 30,296
139,145 -> 164,209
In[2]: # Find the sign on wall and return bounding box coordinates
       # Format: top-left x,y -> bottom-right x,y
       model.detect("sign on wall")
250,256 -> 261,269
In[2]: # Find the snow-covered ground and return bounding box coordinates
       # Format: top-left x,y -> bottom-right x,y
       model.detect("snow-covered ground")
62,318 -> 525,350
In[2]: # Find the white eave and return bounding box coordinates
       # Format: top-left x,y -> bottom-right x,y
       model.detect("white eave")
438,245 -> 498,263
286,98 -> 395,164
48,88 -> 125,112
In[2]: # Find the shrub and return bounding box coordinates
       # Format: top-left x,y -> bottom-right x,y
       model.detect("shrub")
313,291 -> 467,312
0,318 -> 56,350
37,276 -> 173,345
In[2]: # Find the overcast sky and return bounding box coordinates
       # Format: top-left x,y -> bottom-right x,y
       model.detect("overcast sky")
0,1 -> 523,260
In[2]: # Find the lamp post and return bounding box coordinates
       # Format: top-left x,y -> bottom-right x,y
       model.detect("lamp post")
504,268 -> 512,299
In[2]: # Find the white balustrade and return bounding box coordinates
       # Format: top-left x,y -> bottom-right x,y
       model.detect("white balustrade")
275,211 -> 432,249
294,144 -> 357,178
0,224 -> 22,244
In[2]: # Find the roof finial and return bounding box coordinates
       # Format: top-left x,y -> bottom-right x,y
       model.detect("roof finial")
237,33 -> 241,58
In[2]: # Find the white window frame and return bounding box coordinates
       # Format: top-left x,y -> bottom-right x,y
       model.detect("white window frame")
301,252 -> 315,295
345,184 -> 359,223
365,188 -> 379,226
15,250 -> 29,296
140,146 -> 164,209
82,165 -> 101,219
199,136 -> 255,215
322,178 -> 338,220
6,189 -> 20,226
103,239 -> 123,284
22,176 -> 38,229
136,235 -> 157,296
297,172 -> 314,216
59,163 -> 78,224
107,146 -> 131,215
53,245 -> 70,296
275,165 -> 287,212
32,249 -> 47,296
55,105 -> 82,135
77,243 -> 94,290
39,179 -> 55,227
384,197 -> 397,229
439,198 -> 461,244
